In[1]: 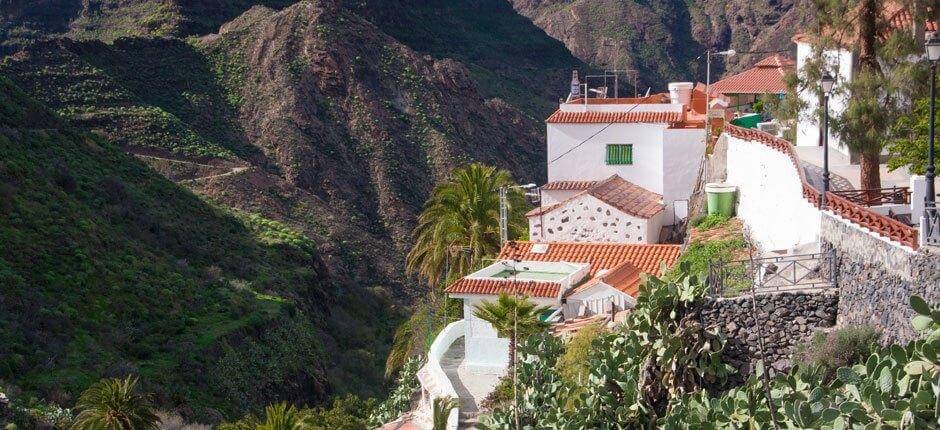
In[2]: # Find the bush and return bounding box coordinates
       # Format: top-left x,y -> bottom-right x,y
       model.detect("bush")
691,213 -> 729,230
793,325 -> 880,378
479,376 -> 512,411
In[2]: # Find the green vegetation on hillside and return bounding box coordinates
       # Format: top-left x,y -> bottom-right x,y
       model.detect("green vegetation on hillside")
0,77 -> 396,419
353,0 -> 589,119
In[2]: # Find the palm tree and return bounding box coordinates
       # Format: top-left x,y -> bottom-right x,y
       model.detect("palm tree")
431,396 -> 458,430
473,293 -> 550,367
257,403 -> 309,430
406,163 -> 527,288
71,376 -> 159,430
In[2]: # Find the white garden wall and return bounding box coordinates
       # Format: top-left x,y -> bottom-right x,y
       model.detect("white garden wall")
725,135 -> 821,251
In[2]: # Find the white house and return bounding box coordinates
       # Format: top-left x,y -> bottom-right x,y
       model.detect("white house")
527,175 -> 665,243
444,241 -> 681,374
541,82 -> 707,232
793,2 -> 937,159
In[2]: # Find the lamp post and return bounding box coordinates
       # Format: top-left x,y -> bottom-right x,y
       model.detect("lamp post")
820,73 -> 836,209
925,34 -> 940,209
705,49 -> 736,145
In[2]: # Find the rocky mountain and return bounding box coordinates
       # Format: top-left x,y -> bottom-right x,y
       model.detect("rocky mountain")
0,0 -> 570,420
508,0 -> 814,88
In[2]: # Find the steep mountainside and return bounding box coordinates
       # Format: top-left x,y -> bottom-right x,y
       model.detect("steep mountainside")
0,76 -> 397,419
351,0 -> 591,119
0,0 -> 295,53
508,0 -> 814,88
0,0 -> 549,418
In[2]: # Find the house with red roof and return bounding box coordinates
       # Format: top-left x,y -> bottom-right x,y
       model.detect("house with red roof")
792,1 -> 937,158
444,241 -> 681,373
708,54 -> 795,113
536,77 -> 714,242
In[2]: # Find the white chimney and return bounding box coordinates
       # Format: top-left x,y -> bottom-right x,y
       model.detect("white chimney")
668,82 -> 694,106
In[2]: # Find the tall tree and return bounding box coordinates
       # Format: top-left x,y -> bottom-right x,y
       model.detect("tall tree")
71,376 -> 159,430
406,162 -> 527,287
473,293 -> 550,367
805,0 -> 928,190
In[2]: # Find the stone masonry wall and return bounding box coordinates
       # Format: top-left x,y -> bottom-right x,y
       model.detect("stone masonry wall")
820,213 -> 940,345
700,291 -> 838,378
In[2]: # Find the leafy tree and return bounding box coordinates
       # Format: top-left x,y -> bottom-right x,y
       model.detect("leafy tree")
473,293 -> 550,367
406,163 -> 527,288
70,376 -> 159,430
796,0 -> 929,190
431,396 -> 458,430
887,76 -> 940,175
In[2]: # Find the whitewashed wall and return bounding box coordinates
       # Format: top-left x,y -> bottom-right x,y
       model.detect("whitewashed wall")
725,135 -> 821,251
546,122 -> 704,224
528,194 -> 659,243
662,127 -> 707,222
458,295 -> 554,374
795,41 -> 852,156
547,122 -> 665,192
542,189 -> 581,206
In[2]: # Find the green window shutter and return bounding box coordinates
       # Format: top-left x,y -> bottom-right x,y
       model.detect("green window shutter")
605,144 -> 633,165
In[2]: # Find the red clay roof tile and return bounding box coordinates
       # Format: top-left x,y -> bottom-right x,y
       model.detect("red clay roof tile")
527,175 -> 663,219
546,110 -> 683,124
444,241 -> 681,299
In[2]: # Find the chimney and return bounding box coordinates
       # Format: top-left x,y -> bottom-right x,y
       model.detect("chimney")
569,70 -> 581,98
668,82 -> 694,106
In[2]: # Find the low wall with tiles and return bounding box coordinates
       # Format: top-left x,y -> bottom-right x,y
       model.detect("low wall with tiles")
820,212 -> 940,345
700,291 -> 838,379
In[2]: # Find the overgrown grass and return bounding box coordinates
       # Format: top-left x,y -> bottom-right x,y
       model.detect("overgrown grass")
793,326 -> 881,380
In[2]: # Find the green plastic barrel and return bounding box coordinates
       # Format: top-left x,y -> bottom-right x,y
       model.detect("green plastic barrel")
706,183 -> 737,217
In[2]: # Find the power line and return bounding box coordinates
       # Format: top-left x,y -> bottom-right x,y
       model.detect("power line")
547,90 -> 651,165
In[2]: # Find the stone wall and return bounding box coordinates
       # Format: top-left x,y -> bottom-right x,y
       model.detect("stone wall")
529,193 -> 662,244
700,291 -> 838,377
820,212 -> 940,345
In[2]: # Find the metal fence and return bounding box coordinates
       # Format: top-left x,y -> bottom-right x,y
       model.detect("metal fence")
707,251 -> 837,297
924,201 -> 940,246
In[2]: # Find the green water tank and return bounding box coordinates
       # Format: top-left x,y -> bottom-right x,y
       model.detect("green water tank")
705,183 -> 737,217
730,113 -> 762,129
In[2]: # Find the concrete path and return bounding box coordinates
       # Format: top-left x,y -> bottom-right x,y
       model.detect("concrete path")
440,339 -> 501,429
794,146 -> 913,189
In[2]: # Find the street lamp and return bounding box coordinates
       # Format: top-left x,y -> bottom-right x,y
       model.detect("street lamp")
925,34 -> 940,210
705,49 -> 735,145
820,73 -> 836,209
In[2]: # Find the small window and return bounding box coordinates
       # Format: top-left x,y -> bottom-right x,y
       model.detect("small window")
605,144 -> 633,165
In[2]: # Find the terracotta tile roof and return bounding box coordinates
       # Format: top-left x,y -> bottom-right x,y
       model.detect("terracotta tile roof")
444,241 -> 681,299
566,261 -> 644,296
546,110 -> 683,124
564,94 -> 670,105
709,55 -> 794,95
551,314 -> 610,336
527,175 -> 664,219
792,2 -> 935,45
445,278 -> 560,298
541,180 -> 597,191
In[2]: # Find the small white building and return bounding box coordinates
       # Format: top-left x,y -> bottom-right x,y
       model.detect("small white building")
444,241 -> 681,374
542,83 -> 707,228
527,175 -> 665,243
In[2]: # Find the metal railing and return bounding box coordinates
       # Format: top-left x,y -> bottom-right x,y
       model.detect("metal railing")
923,201 -> 940,246
707,251 -> 837,298
830,187 -> 911,207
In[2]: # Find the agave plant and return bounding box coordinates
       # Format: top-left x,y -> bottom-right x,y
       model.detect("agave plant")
70,376 -> 159,430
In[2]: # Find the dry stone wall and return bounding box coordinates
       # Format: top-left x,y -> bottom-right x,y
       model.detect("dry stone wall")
820,212 -> 940,345
700,291 -> 838,379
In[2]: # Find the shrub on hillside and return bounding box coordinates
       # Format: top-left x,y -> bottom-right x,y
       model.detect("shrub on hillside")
793,325 -> 880,379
